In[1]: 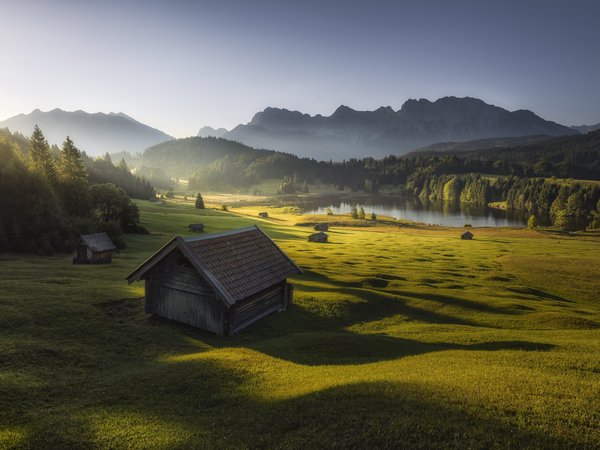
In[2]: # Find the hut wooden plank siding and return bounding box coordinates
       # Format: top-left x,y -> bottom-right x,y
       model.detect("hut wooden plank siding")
461,231 -> 474,240
127,226 -> 301,336
258,212 -> 269,218
73,232 -> 116,264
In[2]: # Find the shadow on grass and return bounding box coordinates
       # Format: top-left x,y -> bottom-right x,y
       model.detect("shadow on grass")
301,269 -> 512,316
505,286 -> 573,303
19,372 -> 574,449
7,298 -> 567,449
245,330 -> 554,366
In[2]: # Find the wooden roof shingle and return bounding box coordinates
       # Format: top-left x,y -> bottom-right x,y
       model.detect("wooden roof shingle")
79,233 -> 116,252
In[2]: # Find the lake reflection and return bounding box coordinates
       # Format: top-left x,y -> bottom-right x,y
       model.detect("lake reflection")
300,195 -> 526,227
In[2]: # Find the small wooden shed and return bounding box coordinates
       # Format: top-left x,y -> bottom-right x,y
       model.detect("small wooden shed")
258,212 -> 269,218
314,224 -> 329,232
73,232 -> 116,264
461,230 -> 474,240
189,223 -> 204,232
126,226 -> 302,336
308,232 -> 328,243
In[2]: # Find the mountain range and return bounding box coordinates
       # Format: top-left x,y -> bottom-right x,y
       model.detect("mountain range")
197,126 -> 228,138
0,108 -> 173,156
2,97 -> 596,161
222,97 -> 578,159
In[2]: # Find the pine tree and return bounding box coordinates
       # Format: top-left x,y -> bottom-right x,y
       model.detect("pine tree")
371,211 -> 377,221
29,125 -> 57,182
195,193 -> 205,209
59,136 -> 87,181
350,204 -> 358,219
358,206 -> 366,220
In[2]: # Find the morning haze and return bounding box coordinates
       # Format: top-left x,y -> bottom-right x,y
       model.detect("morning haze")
1,0 -> 599,448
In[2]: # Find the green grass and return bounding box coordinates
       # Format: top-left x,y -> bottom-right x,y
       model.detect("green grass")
1,200 -> 599,448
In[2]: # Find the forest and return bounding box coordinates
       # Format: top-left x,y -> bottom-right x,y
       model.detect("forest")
132,132 -> 600,230
0,127 -> 152,254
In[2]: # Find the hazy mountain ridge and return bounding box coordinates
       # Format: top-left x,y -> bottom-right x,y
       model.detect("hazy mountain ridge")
571,122 -> 600,134
136,136 -> 279,177
405,129 -> 600,179
198,126 -> 228,138
123,129 -> 600,196
405,135 -> 552,157
0,108 -> 173,156
224,97 -> 577,160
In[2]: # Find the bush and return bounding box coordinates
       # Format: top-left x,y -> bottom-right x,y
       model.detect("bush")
527,215 -> 538,229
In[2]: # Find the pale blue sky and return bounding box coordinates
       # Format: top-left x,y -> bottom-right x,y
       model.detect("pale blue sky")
2,0 -> 599,137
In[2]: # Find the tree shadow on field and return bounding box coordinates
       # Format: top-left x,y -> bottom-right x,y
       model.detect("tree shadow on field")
232,280 -> 555,366
505,286 -> 573,303
245,329 -> 554,366
18,366 -> 577,449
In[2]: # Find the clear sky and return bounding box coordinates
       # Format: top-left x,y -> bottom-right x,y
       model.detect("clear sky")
2,0 -> 600,137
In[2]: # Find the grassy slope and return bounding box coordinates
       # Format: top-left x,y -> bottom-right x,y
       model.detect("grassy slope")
1,201 -> 599,449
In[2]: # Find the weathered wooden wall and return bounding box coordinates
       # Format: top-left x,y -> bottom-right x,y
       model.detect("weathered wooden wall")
229,281 -> 286,334
73,245 -> 112,264
145,250 -> 225,335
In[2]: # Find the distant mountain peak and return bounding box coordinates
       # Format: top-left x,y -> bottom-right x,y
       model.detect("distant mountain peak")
197,126 -> 228,138
0,108 -> 173,156
375,106 -> 395,113
333,105 -> 355,114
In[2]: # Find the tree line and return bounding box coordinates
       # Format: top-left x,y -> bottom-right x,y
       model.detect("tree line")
0,127 -> 151,254
406,172 -> 600,230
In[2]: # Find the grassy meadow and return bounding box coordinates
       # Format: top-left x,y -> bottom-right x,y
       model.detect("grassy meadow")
1,200 -> 599,448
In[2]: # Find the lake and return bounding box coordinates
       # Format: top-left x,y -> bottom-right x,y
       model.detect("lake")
300,195 -> 527,227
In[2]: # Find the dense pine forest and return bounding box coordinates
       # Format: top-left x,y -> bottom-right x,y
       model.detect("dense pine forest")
0,127 -> 152,254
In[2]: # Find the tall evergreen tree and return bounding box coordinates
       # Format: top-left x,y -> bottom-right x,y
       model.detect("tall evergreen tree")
59,136 -> 87,181
29,125 -> 57,182
195,193 -> 205,209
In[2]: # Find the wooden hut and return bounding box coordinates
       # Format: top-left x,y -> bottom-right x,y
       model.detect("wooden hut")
188,223 -> 204,232
308,232 -> 328,243
314,224 -> 329,232
258,212 -> 269,218
73,232 -> 116,264
126,226 -> 302,336
461,230 -> 474,240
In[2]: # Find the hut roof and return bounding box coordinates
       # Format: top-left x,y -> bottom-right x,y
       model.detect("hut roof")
126,226 -> 301,306
461,230 -> 473,238
79,233 -> 116,252
309,232 -> 328,239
